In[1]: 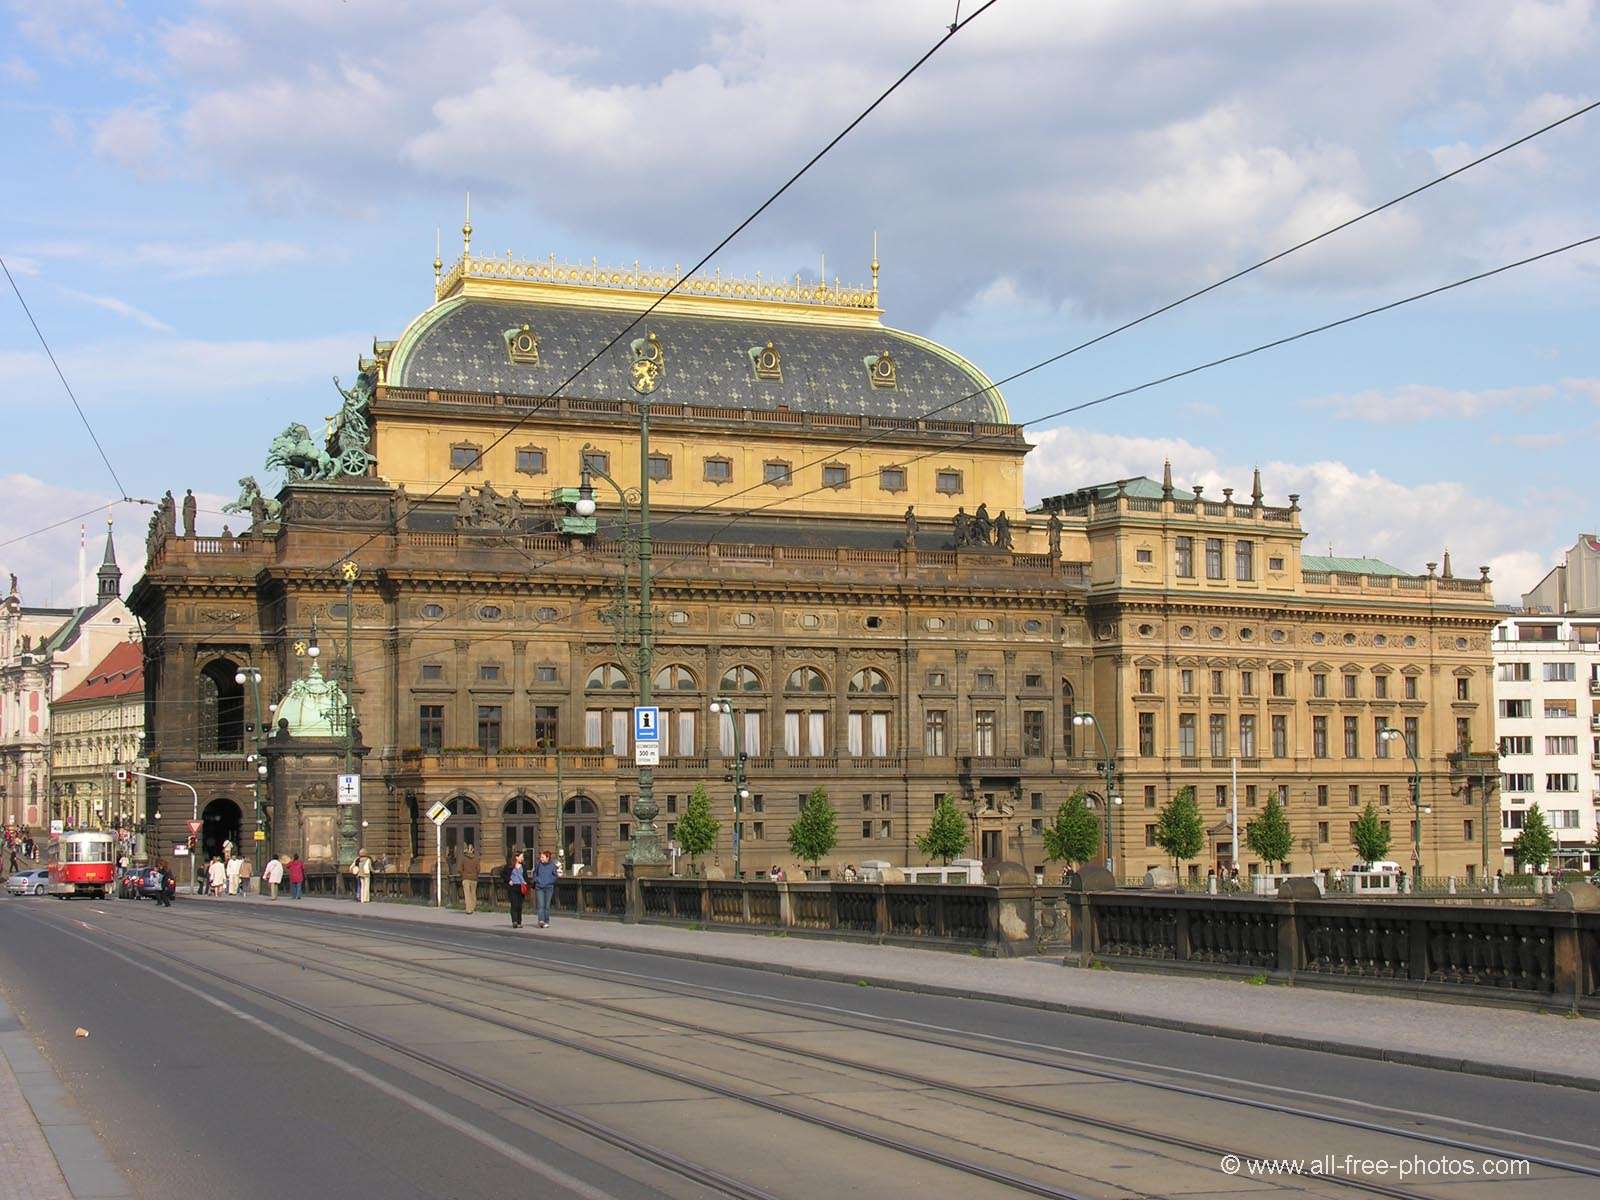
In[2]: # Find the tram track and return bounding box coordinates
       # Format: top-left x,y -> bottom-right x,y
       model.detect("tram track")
131,901 -> 1600,1200
44,904 -> 1104,1200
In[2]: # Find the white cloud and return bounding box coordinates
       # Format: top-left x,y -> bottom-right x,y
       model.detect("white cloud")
1024,424 -> 1557,601
0,478 -> 143,608
57,288 -> 174,333
2,56 -> 38,85
1305,381 -> 1558,423
125,239 -> 311,279
91,106 -> 173,181
0,332 -> 363,404
9,0 -> 127,60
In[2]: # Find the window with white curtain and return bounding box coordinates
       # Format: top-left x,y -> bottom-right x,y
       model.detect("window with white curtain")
584,709 -> 603,748
809,711 -> 825,756
676,710 -> 695,756
785,711 -> 801,756
610,710 -> 628,756
847,712 -> 863,757
743,711 -> 761,755
868,712 -> 888,756
719,709 -> 735,755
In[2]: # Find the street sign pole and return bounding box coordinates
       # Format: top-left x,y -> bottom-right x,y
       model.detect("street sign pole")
425,800 -> 451,907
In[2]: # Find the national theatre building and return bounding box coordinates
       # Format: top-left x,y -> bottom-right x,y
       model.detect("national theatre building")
131,235 -> 1502,881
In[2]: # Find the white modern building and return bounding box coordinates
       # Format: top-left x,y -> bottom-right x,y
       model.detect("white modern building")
1493,612 -> 1600,871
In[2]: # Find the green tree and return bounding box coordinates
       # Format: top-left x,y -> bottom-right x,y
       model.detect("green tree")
1154,785 -> 1204,872
1512,804 -> 1554,871
1041,788 -> 1100,868
916,794 -> 969,864
675,783 -> 720,872
1244,794 -> 1293,872
788,785 -> 838,875
1350,802 -> 1392,866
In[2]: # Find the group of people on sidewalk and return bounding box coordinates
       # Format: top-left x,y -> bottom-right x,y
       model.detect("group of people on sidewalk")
506,849 -> 558,929
201,851 -> 305,899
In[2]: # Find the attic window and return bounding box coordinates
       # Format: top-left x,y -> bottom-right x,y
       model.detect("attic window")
503,324 -> 540,364
748,342 -> 782,382
865,349 -> 897,389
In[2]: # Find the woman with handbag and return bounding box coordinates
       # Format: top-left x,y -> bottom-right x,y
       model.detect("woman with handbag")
507,851 -> 527,929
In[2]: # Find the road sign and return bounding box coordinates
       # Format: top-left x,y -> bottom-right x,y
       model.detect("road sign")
426,800 -> 451,827
634,741 -> 660,767
252,830 -> 266,842
173,844 -> 189,857
633,705 -> 659,742
337,773 -> 361,806
187,820 -> 202,835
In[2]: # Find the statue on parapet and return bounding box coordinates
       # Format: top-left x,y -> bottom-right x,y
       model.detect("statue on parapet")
181,489 -> 197,537
994,510 -> 1013,551
903,504 -> 918,549
266,423 -> 336,481
223,476 -> 283,525
952,506 -> 971,547
1047,511 -> 1062,559
972,502 -> 993,546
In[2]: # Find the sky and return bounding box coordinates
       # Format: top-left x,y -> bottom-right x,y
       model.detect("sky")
2,0 -> 1597,606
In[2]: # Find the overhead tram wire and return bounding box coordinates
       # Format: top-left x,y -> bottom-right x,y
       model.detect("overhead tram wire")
320,0 -> 1003,577
171,92 -> 1595,650
0,255 -> 145,507
0,500 -> 132,551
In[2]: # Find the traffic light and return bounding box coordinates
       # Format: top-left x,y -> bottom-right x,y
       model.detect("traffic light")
187,834 -> 198,851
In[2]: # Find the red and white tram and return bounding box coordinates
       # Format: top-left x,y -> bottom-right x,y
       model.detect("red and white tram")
47,830 -> 116,898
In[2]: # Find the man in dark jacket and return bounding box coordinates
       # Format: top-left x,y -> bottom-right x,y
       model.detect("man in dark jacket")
532,850 -> 558,928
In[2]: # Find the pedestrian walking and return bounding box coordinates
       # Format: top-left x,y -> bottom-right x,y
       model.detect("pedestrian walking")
262,854 -> 283,899
286,853 -> 305,899
459,844 -> 480,914
157,861 -> 176,907
207,856 -> 227,896
225,854 -> 243,896
237,856 -> 253,896
532,849 -> 557,928
507,852 -> 527,928
352,848 -> 373,902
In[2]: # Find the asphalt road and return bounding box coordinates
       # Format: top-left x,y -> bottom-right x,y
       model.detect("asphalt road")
3,893 -> 1598,1200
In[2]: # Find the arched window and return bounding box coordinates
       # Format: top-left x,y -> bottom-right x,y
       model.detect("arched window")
503,794 -> 539,857
443,795 -> 480,856
197,658 -> 245,753
848,667 -> 891,694
585,663 -> 630,691
1061,679 -> 1076,756
652,664 -> 698,692
563,795 -> 599,869
719,665 -> 762,693
785,666 -> 828,693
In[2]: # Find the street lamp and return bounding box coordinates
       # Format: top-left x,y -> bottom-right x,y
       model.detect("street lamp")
1071,712 -> 1119,874
336,561 -> 360,866
236,667 -> 265,872
1380,726 -> 1425,877
709,697 -> 752,878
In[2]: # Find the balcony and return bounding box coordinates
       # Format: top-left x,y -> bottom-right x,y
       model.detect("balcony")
195,754 -> 253,777
958,755 -> 1023,775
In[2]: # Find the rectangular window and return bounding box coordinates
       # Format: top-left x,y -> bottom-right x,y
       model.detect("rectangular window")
1374,717 -> 1389,758
1239,715 -> 1256,758
1317,785 -> 1328,807
1271,714 -> 1287,758
1318,821 -> 1329,844
1235,540 -> 1254,581
421,663 -> 444,682
1403,717 -> 1419,755
647,453 -> 672,481
533,705 -> 559,747
1030,792 -> 1044,811
1135,548 -> 1153,564
1544,701 -> 1575,719
1145,825 -> 1157,847
1499,736 -> 1532,755
1379,784 -> 1389,805
975,710 -> 997,756
1216,784 -> 1227,807
1179,713 -> 1197,758
535,664 -> 558,684
1179,669 -> 1195,695
1343,674 -> 1357,699
419,705 -> 444,752
1246,784 -> 1258,807
515,447 -> 546,474
1312,716 -> 1328,759
974,669 -> 996,690
1545,735 -> 1578,755
1455,677 -> 1470,701
1144,785 -> 1157,809
1404,675 -> 1418,700
785,711 -> 801,756
1374,674 -> 1388,699
1175,537 -> 1194,577
477,705 -> 503,753
1348,784 -> 1359,807
478,664 -> 501,682
1022,710 -> 1044,755
926,670 -> 947,688
1139,712 -> 1156,756
450,444 -> 482,470
611,710 -> 629,756
1271,671 -> 1286,697
823,464 -> 850,489
753,822 -> 764,840
1211,670 -> 1225,696
1208,713 -> 1226,758
1205,538 -> 1224,579
763,460 -> 791,486
584,709 -> 602,748
1268,556 -> 1285,572
1138,667 -> 1154,693
1543,661 -> 1576,682
1463,819 -> 1474,842
1456,717 -> 1471,751
1551,809 -> 1581,829
1545,774 -> 1579,792
703,457 -> 732,483
675,710 -> 696,755
879,467 -> 906,492
1312,673 -> 1327,698
1500,661 -> 1531,682
1502,773 -> 1534,792
935,469 -> 962,494
744,711 -> 761,756
1023,673 -> 1043,689
1343,716 -> 1359,758
1240,670 -> 1254,697
582,449 -> 609,475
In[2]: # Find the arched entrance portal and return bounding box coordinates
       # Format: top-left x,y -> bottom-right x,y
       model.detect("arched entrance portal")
503,795 -> 539,860
563,797 -> 598,870
202,797 -> 242,861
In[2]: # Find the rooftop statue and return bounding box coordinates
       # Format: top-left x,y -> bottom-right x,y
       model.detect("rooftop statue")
222,475 -> 282,525
264,368 -> 377,484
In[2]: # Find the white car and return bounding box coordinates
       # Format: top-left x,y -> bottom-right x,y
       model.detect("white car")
6,868 -> 50,896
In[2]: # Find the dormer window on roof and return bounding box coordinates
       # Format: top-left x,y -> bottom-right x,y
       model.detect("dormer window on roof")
503,324 -> 540,364
866,349 -> 897,389
749,341 -> 782,382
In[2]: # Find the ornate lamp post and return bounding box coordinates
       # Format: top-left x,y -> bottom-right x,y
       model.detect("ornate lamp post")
1071,712 -> 1119,874
1380,726 -> 1426,877
709,697 -> 752,878
337,561 -> 361,866
236,667 -> 266,873
574,332 -> 666,868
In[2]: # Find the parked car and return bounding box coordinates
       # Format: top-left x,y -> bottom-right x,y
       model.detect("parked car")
118,867 -> 163,900
6,868 -> 50,896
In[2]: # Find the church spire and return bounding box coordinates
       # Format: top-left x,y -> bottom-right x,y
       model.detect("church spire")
96,515 -> 121,603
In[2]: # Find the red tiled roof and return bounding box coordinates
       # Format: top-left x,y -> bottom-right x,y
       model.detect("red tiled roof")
54,641 -> 144,705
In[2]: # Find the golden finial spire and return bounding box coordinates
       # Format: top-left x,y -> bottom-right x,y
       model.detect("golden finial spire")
462,191 -> 472,256
433,227 -> 442,288
870,231 -> 880,306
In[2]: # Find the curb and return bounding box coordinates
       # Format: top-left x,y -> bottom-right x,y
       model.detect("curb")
230,897 -> 1600,1094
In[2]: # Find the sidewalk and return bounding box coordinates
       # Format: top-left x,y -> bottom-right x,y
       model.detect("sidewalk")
200,892 -> 1600,1092
0,994 -> 131,1200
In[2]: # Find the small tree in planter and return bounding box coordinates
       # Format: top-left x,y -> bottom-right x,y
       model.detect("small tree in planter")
916,794 -> 969,864
1041,788 -> 1100,872
788,785 -> 838,878
675,783 -> 720,874
1154,785 -> 1203,876
1350,802 -> 1391,867
1244,793 -> 1293,873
